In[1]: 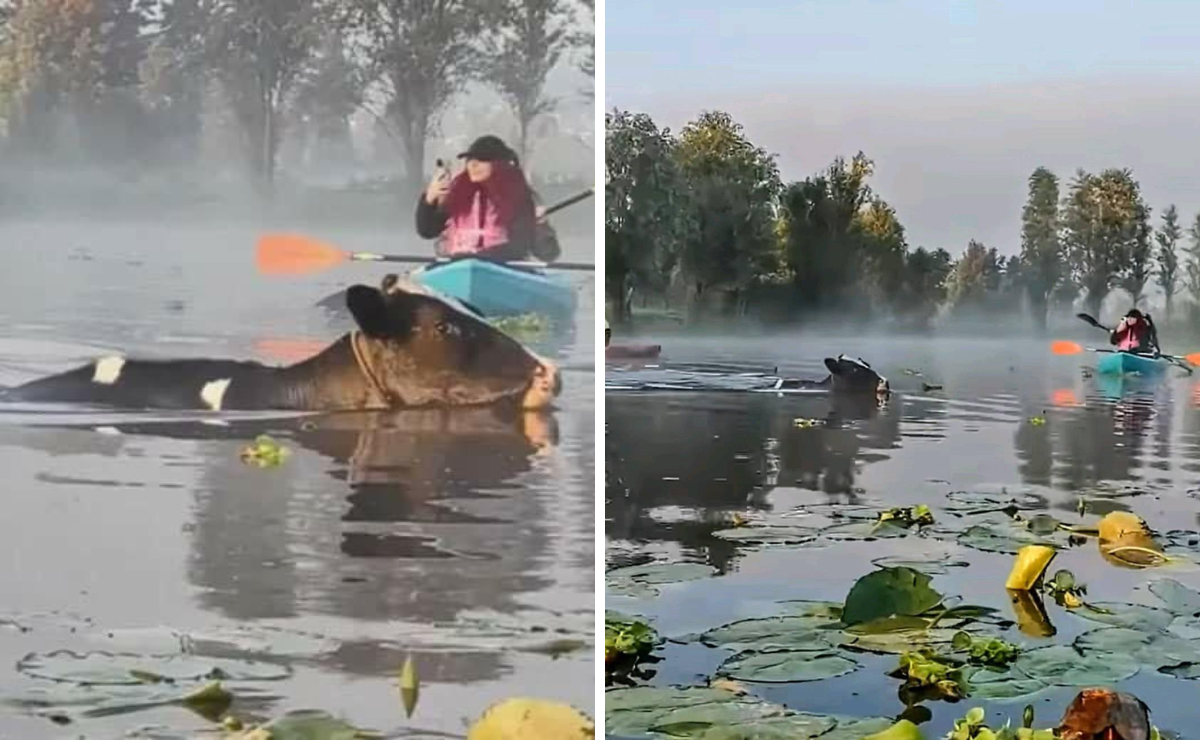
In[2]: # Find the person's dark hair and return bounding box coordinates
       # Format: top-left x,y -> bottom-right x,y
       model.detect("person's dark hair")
1127,308 -> 1144,319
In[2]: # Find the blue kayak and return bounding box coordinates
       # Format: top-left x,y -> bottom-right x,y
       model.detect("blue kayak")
414,258 -> 576,320
1096,351 -> 1170,376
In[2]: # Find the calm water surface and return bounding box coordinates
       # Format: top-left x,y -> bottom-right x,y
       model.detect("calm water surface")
606,334 -> 1200,737
0,218 -> 595,738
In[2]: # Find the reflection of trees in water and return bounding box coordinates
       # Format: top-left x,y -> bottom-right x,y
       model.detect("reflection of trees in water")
1013,391 -> 1160,491
606,392 -> 900,566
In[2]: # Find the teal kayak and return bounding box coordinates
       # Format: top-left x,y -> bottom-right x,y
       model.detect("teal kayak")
1096,351 -> 1170,376
414,258 -> 576,320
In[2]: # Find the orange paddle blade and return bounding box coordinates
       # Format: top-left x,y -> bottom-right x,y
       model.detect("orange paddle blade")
256,233 -> 349,275
1186,352 -> 1200,366
1051,340 -> 1084,355
1052,388 -> 1081,407
255,338 -> 327,363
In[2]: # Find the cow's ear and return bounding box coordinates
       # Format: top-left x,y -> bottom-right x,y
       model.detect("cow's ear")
824,358 -> 839,374
347,285 -> 390,337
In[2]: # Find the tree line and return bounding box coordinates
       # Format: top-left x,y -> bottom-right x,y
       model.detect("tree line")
0,0 -> 593,195
605,108 -> 1200,332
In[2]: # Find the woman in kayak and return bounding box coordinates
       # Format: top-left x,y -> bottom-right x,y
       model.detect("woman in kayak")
416,135 -> 560,263
1110,309 -> 1160,354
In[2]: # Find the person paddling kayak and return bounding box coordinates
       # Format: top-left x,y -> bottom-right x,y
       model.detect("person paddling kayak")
1110,309 -> 1160,355
416,135 -> 561,263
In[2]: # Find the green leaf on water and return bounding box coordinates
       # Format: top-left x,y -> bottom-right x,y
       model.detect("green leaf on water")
957,521 -> 1067,555
17,650 -> 291,686
698,616 -> 837,652
1073,602 -> 1176,631
604,686 -> 856,738
1012,644 -> 1140,687
399,655 -> 418,718
842,567 -> 943,627
245,709 -> 380,739
717,649 -> 858,683
710,525 -> 820,546
1149,579 -> 1200,616
863,720 -> 928,740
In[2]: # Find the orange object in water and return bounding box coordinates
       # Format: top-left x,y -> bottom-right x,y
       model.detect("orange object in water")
256,233 -> 350,276
1052,388 -> 1080,407
1051,340 -> 1084,355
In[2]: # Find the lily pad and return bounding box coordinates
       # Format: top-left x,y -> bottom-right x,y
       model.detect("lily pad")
1158,662 -> 1200,680
776,601 -> 843,621
840,628 -> 960,656
17,650 -> 291,686
650,713 -> 838,739
1077,627 -> 1200,668
188,625 -> 338,658
717,649 -> 858,683
842,567 -> 942,627
945,490 -> 1045,516
819,717 -> 897,740
710,526 -> 819,546
1073,602 -> 1176,631
1013,644 -> 1140,687
242,709 -> 376,739
1149,579 -> 1200,617
962,670 -> 1047,701
605,686 -> 846,738
608,562 -> 718,598
871,553 -> 970,575
698,617 -> 838,652
957,521 -> 1066,555
822,521 -> 913,541
607,562 -> 718,585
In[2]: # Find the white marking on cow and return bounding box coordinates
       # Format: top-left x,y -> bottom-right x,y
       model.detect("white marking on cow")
94,426 -> 122,436
92,356 -> 126,385
200,378 -> 232,411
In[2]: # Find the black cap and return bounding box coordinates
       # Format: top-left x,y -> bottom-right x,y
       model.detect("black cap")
458,135 -> 517,163
1127,308 -> 1144,319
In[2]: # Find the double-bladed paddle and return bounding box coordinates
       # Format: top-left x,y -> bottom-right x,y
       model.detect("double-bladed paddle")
256,187 -> 595,277
1051,312 -> 1199,372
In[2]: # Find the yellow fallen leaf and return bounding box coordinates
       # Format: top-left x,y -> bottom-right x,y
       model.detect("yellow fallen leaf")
1005,545 -> 1057,591
467,698 -> 594,740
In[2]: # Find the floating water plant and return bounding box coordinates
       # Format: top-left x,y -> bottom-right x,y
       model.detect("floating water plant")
239,435 -> 291,468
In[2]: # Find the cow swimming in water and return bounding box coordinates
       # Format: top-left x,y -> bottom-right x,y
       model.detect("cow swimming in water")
0,275 -> 561,411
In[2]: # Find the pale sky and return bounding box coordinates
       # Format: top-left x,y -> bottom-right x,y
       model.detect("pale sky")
605,0 -> 1200,254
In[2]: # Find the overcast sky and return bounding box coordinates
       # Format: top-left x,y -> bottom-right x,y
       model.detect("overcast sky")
605,0 -> 1200,255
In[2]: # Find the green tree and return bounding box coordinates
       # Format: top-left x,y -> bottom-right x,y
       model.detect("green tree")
1120,201 -> 1153,307
780,152 -> 874,309
481,0 -> 575,162
290,29 -> 366,170
673,110 -> 782,316
1155,204 -> 1182,321
137,0 -> 213,166
855,196 -> 908,311
945,240 -> 1008,312
900,246 -> 952,329
1018,167 -> 1064,333
345,0 -> 488,194
1186,212 -> 1200,320
573,0 -> 592,82
1062,168 -> 1147,317
204,0 -> 326,193
605,109 -> 689,323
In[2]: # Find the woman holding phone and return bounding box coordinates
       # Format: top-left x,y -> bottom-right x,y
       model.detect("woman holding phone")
415,135 -> 561,263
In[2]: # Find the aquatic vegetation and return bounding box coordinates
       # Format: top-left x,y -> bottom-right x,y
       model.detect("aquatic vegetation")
878,505 -> 935,528
488,313 -> 551,341
889,649 -> 968,701
607,561 -> 719,599
793,417 -> 822,428
1027,416 -> 1046,426
842,567 -> 944,627
606,612 -> 662,685
225,709 -> 379,739
239,435 -> 291,468
1043,569 -> 1087,609
604,686 -> 891,739
951,632 -> 1021,667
